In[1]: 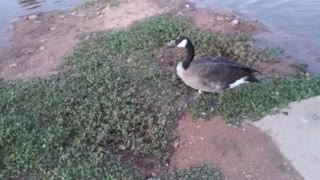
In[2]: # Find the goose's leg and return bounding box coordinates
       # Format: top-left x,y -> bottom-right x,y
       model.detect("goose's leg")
183,90 -> 202,104
208,91 -> 224,109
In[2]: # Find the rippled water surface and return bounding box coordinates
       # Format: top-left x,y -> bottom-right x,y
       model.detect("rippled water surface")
0,0 -> 83,44
191,0 -> 320,73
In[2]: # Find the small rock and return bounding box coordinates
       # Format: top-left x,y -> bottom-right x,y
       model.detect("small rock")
70,12 -> 77,15
173,140 -> 180,148
34,21 -> 42,24
50,26 -> 56,31
39,46 -> 46,51
96,131 -> 105,140
9,63 -> 18,68
9,25 -> 15,31
216,16 -> 224,21
59,15 -> 65,19
185,4 -> 190,8
21,48 -> 34,54
97,11 -> 102,16
231,19 -> 239,25
28,14 -> 38,20
99,15 -> 104,18
119,145 -> 126,150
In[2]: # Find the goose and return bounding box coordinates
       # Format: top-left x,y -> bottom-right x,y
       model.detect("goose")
166,36 -> 261,106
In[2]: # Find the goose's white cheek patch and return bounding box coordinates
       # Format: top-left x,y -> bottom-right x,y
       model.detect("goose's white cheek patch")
177,39 -> 188,48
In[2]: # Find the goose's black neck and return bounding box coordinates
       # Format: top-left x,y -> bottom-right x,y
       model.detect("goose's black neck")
182,42 -> 195,69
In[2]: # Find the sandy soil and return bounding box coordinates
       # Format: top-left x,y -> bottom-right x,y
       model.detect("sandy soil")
170,116 -> 303,180
0,0 -> 304,179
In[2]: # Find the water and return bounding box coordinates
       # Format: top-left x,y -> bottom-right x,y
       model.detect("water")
191,0 -> 320,74
0,0 -> 83,45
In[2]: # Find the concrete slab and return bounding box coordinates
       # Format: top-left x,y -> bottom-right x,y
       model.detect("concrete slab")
252,96 -> 320,180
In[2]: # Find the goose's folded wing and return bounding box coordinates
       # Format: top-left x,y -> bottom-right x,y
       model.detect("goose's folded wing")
189,60 -> 258,88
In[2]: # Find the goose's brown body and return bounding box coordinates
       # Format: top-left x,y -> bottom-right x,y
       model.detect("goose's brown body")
177,56 -> 260,93
167,36 -> 261,94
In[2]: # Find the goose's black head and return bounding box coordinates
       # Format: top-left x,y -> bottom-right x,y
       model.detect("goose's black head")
166,36 -> 194,49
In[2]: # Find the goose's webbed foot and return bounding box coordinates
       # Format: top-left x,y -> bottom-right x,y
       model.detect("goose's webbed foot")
208,92 -> 224,109
183,90 -> 202,104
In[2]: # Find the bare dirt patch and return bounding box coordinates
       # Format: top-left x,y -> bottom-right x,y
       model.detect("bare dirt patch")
186,8 -> 268,35
170,115 -> 303,180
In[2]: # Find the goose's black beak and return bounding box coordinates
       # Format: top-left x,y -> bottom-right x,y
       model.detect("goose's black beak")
166,40 -> 176,48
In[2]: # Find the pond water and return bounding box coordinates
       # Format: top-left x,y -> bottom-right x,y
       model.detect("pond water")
191,0 -> 320,74
0,0 -> 83,44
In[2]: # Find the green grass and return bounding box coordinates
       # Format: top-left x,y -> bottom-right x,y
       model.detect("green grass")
168,165 -> 222,180
150,165 -> 221,180
190,75 -> 320,124
0,14 -> 319,178
77,0 -> 120,9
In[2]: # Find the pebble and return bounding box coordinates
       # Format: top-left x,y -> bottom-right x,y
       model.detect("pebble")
96,131 -> 105,140
39,46 -> 46,51
9,63 -> 18,68
50,26 -> 56,31
231,19 -> 239,25
22,48 -> 34,54
59,15 -> 65,19
216,16 -> 224,21
70,12 -> 77,15
28,14 -> 38,20
185,4 -> 190,8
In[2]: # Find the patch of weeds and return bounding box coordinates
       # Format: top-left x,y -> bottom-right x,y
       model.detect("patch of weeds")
191,75 -> 320,124
291,63 -> 308,74
0,14 -> 201,178
167,165 -> 222,180
77,0 -> 119,9
77,0 -> 96,8
149,165 -> 222,180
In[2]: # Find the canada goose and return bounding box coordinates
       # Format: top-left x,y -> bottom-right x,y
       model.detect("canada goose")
166,36 -> 261,106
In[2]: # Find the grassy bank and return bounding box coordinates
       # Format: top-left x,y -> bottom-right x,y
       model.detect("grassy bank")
1,14 -> 319,178
191,75 -> 320,123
